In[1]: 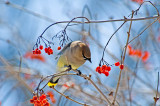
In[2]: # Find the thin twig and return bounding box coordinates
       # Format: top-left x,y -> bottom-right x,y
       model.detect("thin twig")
112,11 -> 134,105
52,87 -> 89,106
0,56 -> 33,93
154,72 -> 159,106
73,71 -> 112,105
129,59 -> 140,106
128,17 -> 160,44
99,19 -> 126,66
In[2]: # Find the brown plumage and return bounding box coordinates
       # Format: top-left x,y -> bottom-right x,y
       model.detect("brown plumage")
57,41 -> 91,70
48,41 -> 91,87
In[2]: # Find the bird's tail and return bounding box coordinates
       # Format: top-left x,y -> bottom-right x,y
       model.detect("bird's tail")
47,64 -> 71,87
47,76 -> 60,87
47,66 -> 68,87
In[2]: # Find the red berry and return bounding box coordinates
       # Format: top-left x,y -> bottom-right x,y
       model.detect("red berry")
40,96 -> 44,101
41,94 -> 46,99
36,100 -> 41,104
39,45 -> 43,50
119,64 -> 124,70
38,50 -> 41,54
135,50 -> 142,58
48,48 -> 53,54
48,52 -> 51,55
57,46 -> 61,50
115,62 -> 120,66
51,99 -> 56,103
96,66 -> 100,72
104,71 -> 109,76
35,49 -> 39,54
42,99 -> 47,104
106,66 -> 111,71
30,99 -> 34,104
44,102 -> 50,106
101,65 -> 107,71
44,48 -> 48,53
33,96 -> 38,100
95,66 -> 101,74
33,50 -> 35,54
142,51 -> 150,62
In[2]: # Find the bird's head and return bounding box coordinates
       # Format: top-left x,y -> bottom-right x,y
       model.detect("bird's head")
81,43 -> 91,63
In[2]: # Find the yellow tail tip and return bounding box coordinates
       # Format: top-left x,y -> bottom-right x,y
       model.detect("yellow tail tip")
47,82 -> 58,87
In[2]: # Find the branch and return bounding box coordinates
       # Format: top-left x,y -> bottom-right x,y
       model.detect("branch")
112,10 -> 134,105
52,87 -> 89,106
72,70 -> 112,105
3,1 -> 160,24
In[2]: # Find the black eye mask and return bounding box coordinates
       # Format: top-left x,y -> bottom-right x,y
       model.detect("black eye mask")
82,52 -> 92,63
82,52 -> 87,60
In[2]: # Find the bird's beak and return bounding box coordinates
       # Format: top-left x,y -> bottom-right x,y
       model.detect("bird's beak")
88,58 -> 92,63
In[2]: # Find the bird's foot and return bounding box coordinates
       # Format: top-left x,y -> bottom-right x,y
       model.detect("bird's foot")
67,65 -> 72,71
76,70 -> 81,76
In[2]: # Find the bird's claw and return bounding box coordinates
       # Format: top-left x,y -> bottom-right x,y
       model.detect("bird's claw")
76,70 -> 81,76
68,65 -> 72,70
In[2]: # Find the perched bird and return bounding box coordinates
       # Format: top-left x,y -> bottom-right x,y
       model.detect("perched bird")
48,41 -> 91,87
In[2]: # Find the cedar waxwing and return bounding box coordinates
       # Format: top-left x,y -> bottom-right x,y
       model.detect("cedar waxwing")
48,41 -> 91,87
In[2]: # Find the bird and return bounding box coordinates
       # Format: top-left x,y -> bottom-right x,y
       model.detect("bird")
48,41 -> 91,87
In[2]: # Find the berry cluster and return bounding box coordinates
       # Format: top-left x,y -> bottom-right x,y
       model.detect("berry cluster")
24,52 -> 45,62
33,45 -> 61,55
95,62 -> 124,76
33,48 -> 41,55
95,65 -> 111,76
128,45 -> 150,62
30,94 -> 50,106
115,62 -> 124,70
44,47 -> 53,55
132,0 -> 143,4
33,45 -> 43,55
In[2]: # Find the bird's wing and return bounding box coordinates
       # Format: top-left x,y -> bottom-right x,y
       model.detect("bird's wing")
55,42 -> 72,60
